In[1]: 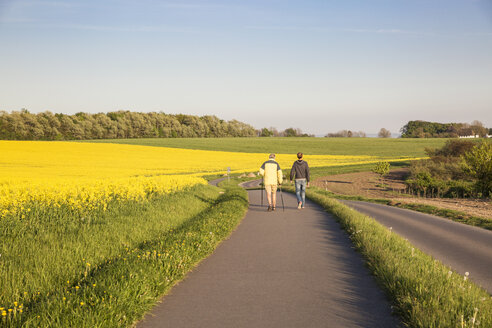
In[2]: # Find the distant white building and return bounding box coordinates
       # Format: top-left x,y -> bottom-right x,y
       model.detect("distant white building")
459,134 -> 491,138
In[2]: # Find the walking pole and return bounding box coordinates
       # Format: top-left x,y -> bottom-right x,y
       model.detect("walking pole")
279,184 -> 285,212
260,181 -> 263,207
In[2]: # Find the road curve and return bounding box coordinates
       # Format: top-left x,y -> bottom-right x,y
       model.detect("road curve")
208,177 -> 226,187
340,200 -> 492,294
138,186 -> 400,327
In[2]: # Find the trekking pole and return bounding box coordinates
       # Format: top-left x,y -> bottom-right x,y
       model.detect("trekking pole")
260,181 -> 263,207
279,184 -> 285,212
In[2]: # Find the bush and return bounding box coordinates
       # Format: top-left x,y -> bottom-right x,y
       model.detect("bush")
410,159 -> 467,182
426,139 -> 476,161
405,171 -> 475,198
445,180 -> 475,198
372,161 -> 390,180
405,139 -> 488,198
462,141 -> 492,198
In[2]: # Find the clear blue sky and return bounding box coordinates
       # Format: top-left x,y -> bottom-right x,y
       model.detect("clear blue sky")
1,0 -> 491,135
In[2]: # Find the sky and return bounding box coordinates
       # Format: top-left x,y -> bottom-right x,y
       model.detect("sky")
0,0 -> 491,136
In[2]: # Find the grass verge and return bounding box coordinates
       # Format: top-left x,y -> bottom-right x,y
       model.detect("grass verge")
296,187 -> 492,327
1,184 -> 248,327
392,202 -> 492,231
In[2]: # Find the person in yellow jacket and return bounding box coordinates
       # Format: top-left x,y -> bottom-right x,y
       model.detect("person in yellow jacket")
259,153 -> 283,211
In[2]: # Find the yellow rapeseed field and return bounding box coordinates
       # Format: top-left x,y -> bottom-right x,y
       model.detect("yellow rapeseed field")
0,141 -> 400,219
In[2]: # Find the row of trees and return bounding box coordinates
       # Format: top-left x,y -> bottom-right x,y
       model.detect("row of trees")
324,128 -> 392,138
258,127 -> 314,137
0,110 -> 321,140
401,120 -> 490,138
325,130 -> 367,138
0,110 -> 259,140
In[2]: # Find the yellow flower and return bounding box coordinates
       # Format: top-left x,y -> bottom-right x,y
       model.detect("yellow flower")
0,140 -> 413,220
80,302 -> 84,306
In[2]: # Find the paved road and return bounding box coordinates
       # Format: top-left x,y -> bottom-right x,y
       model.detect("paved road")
138,187 -> 400,327
341,200 -> 492,294
209,177 -> 226,187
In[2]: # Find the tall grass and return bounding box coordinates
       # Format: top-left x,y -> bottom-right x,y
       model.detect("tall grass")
0,184 -> 248,327
303,188 -> 492,327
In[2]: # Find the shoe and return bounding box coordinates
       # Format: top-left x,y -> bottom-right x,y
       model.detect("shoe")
272,206 -> 276,211
267,205 -> 272,212
298,202 -> 302,209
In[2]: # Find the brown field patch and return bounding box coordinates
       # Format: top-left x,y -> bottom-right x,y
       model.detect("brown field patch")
312,168 -> 492,219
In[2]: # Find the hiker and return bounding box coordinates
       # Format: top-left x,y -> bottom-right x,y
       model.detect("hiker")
259,153 -> 283,211
290,152 -> 310,209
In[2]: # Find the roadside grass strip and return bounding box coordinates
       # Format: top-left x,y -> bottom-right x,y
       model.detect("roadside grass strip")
296,187 -> 492,327
0,184 -> 248,327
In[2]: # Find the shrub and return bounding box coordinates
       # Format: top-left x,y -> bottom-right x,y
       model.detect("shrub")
405,171 -> 475,198
462,141 -> 492,198
406,139 -> 486,198
444,180 -> 475,198
426,139 -> 476,162
372,161 -> 390,177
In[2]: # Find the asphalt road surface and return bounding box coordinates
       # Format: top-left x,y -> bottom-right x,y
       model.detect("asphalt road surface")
138,185 -> 400,327
340,200 -> 492,294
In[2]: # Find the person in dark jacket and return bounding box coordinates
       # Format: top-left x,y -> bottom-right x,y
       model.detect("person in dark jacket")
290,152 -> 310,209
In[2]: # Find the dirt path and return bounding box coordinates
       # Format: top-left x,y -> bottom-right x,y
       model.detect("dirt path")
137,186 -> 399,327
312,169 -> 492,219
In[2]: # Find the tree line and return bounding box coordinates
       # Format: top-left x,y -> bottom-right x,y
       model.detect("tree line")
258,127 -> 314,137
0,110 -> 259,140
324,128 -> 392,138
325,130 -> 367,138
0,110 -> 325,140
401,120 -> 491,138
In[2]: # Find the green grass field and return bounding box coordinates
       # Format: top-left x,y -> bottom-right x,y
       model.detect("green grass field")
0,184 -> 248,327
85,137 -> 449,157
